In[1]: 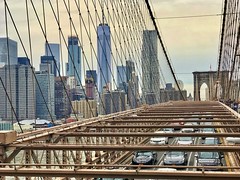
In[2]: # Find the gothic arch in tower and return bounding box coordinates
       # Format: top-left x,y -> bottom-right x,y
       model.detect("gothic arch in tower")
193,71 -> 229,101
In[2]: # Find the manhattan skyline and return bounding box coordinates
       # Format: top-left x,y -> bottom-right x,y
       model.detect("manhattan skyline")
0,0 -> 223,96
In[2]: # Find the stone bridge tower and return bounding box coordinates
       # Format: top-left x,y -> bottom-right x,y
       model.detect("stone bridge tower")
193,71 -> 228,101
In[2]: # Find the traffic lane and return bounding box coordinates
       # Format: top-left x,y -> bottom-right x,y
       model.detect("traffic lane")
130,135 -> 177,168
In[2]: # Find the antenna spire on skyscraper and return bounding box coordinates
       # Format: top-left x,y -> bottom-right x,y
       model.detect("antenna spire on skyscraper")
101,0 -> 105,24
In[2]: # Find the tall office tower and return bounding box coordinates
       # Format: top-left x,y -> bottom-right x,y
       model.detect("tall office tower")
142,30 -> 160,104
85,77 -> 95,99
128,72 -> 138,109
45,43 -> 60,76
116,66 -> 127,91
40,56 -> 56,76
97,23 -> 111,93
72,99 -> 97,119
126,60 -> 135,82
35,71 -> 56,120
66,36 -> 81,85
111,90 -> 126,113
0,37 -> 17,65
86,70 -> 97,85
55,76 -> 71,119
0,63 -> 35,121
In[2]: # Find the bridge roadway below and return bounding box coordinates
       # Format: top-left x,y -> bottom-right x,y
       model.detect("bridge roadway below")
1,101 -> 240,179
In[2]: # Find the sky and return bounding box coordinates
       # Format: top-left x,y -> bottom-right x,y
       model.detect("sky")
0,0 -> 223,98
151,0 -> 223,97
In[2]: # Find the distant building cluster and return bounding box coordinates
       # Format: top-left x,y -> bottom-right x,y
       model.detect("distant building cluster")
0,27 -> 188,122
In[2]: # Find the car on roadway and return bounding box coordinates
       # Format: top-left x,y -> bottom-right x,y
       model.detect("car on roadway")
162,128 -> 174,133
171,120 -> 184,130
177,137 -> 194,145
195,151 -> 224,170
163,151 -> 188,165
200,128 -> 216,139
162,128 -> 174,137
95,178 -> 127,180
156,168 -> 177,172
183,122 -> 198,132
132,151 -> 157,165
150,131 -> 169,145
180,127 -> 195,133
203,137 -> 221,145
226,137 -> 240,144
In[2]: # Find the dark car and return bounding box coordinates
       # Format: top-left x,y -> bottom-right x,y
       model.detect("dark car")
95,178 -> 127,180
163,151 -> 188,165
195,152 -> 224,170
132,151 -> 157,165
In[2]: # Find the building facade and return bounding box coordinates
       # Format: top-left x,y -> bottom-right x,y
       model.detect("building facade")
18,57 -> 30,65
0,64 -> 35,120
85,77 -> 95,99
116,65 -> 127,91
40,56 -> 56,76
55,76 -> 71,119
128,74 -> 138,109
72,99 -> 97,119
111,90 -> 126,113
86,70 -> 97,85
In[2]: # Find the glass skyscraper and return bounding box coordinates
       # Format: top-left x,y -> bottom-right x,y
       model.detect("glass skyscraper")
36,71 -> 55,120
45,43 -> 60,76
0,37 -> 18,65
97,24 -> 111,93
66,36 -> 81,86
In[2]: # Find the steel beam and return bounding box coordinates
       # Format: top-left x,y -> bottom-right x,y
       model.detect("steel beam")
0,168 -> 240,179
119,117 -> 239,121
84,124 -> 240,128
9,144 -> 240,152
54,132 -> 240,137
135,115 -> 234,118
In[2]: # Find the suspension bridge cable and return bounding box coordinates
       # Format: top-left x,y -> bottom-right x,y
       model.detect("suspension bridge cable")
25,0 -> 37,129
4,0 -> 14,126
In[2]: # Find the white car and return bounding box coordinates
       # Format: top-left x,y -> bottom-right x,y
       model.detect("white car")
226,137 -> 240,144
181,127 -> 194,133
150,131 -> 169,145
162,128 -> 174,133
177,137 -> 194,145
181,123 -> 197,132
